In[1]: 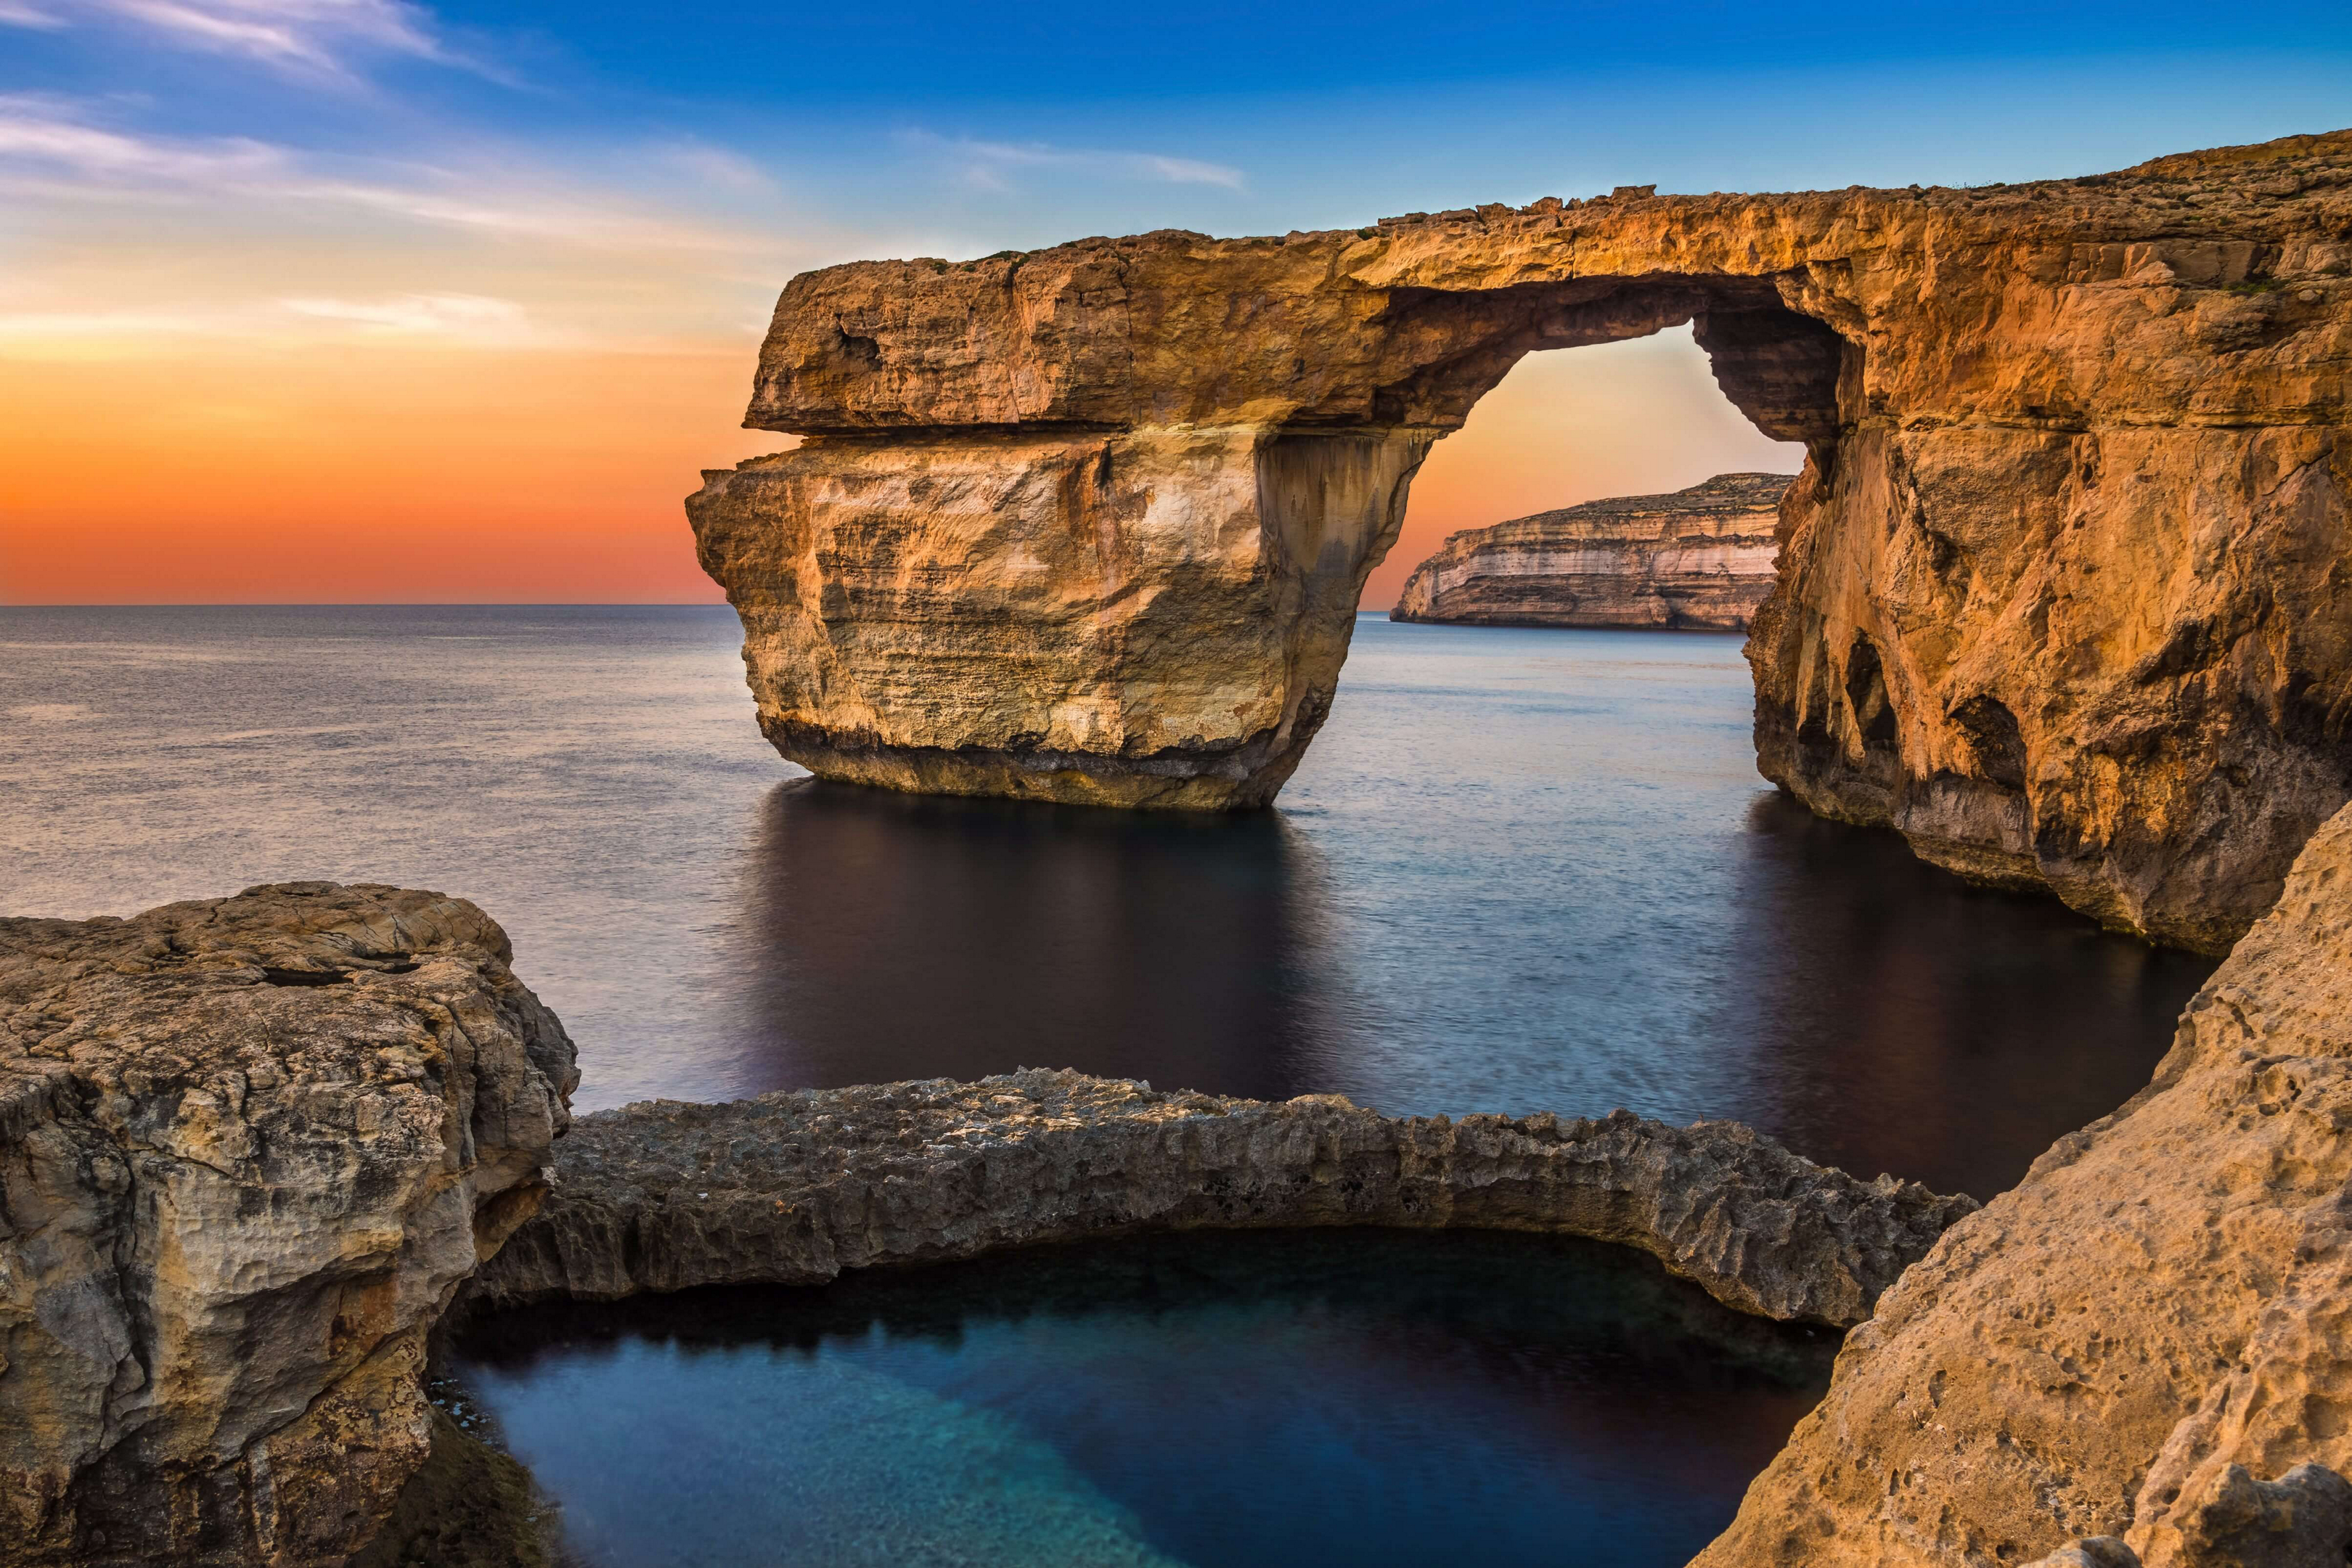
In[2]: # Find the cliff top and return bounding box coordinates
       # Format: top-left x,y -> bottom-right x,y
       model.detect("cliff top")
865,127 -> 2352,277
1411,475 -> 1797,561
748,128 -> 2352,436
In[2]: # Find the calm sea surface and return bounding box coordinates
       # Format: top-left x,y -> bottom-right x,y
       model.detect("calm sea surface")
1,604 -> 2214,1567
0,604 -> 2210,1196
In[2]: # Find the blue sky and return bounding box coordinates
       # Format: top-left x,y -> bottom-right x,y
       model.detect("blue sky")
9,1 -> 2351,266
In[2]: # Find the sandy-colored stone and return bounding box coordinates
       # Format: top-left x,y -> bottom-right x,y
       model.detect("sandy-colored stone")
0,884 -> 577,1567
2024,1465 -> 2352,1568
471,1069 -> 1973,1329
694,128 -> 2352,951
1391,472 -> 1789,629
1691,799 -> 2352,1567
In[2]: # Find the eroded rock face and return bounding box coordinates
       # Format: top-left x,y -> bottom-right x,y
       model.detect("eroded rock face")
694,128 -> 2352,950
471,1070 -> 1974,1329
1691,799 -> 2352,1568
0,883 -> 577,1567
1390,472 -> 1789,629
2025,1465 -> 2352,1568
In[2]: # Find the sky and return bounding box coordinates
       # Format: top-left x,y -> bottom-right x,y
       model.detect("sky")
2,2 -> 2348,606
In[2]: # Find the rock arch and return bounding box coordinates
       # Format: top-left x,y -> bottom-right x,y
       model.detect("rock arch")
689,130 -> 2352,952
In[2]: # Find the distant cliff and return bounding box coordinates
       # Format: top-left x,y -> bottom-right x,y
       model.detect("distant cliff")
1389,473 -> 1790,629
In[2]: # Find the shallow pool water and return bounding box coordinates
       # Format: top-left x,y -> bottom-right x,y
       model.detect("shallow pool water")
456,1230 -> 1839,1568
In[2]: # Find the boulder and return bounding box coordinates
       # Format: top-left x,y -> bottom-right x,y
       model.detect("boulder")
0,884 -> 576,1567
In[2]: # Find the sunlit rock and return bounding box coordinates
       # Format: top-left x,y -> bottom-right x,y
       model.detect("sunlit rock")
693,128 -> 2352,951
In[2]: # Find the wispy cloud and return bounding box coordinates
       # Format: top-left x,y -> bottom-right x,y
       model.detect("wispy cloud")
33,0 -> 498,83
655,141 -> 778,195
0,99 -> 790,255
0,2 -> 67,27
0,100 -> 282,181
902,131 -> 1246,192
280,290 -> 536,338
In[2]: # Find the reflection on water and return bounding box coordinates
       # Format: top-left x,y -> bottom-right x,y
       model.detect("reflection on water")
456,1229 -> 1839,1568
1,607 -> 2213,1197
732,785 -> 1342,1104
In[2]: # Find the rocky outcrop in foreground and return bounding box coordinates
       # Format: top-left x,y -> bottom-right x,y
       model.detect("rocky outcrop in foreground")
695,128 -> 2351,951
1390,472 -> 1788,629
1694,799 -> 2352,1568
472,1072 -> 1975,1329
0,885 -> 577,1567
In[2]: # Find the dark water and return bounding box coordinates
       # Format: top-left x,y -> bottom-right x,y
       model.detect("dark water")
453,1230 -> 1839,1568
3,604 -> 2216,1565
0,604 -> 2210,1199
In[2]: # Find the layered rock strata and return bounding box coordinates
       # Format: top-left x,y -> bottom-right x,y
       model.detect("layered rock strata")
693,129 -> 2352,950
0,884 -> 577,1567
470,1071 -> 1974,1329
1390,471 -> 1789,629
1694,799 -> 2352,1568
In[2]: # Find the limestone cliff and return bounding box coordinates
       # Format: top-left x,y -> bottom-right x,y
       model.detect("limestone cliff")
472,1070 -> 1974,1328
1692,797 -> 2352,1568
0,884 -> 577,1567
1390,472 -> 1788,629
693,128 -> 2352,951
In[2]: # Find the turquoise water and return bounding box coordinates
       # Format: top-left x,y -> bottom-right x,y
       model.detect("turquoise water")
455,1230 -> 1838,1568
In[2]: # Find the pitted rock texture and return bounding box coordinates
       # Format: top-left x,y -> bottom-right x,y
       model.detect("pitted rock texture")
470,1070 -> 1975,1329
2023,1465 -> 2352,1568
1390,472 -> 1789,629
0,883 -> 577,1568
1693,799 -> 2352,1568
695,128 -> 2352,948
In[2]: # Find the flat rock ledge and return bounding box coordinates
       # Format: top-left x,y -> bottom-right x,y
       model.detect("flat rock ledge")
471,1071 -> 1976,1329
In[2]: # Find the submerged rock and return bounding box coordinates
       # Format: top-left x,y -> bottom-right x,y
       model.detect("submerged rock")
471,1072 -> 1975,1329
0,884 -> 577,1567
1390,473 -> 1789,629
693,128 -> 2352,951
1692,799 -> 2352,1567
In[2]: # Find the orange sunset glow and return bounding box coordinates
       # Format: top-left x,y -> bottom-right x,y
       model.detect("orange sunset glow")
4,322 -> 1792,607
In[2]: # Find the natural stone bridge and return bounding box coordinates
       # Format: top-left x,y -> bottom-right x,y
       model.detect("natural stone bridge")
690,129 -> 2352,954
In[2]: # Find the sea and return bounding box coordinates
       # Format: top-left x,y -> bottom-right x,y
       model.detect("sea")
1,605 -> 2215,1567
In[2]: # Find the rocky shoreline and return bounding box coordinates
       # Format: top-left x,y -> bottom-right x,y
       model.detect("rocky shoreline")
1699,798 -> 2352,1567
468,1071 -> 1972,1328
10,796 -> 2352,1564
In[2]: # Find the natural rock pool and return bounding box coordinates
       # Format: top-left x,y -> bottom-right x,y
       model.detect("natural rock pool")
454,1230 -> 1839,1568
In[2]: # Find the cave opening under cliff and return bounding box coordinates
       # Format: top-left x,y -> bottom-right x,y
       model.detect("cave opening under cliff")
1370,323 -> 1812,614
